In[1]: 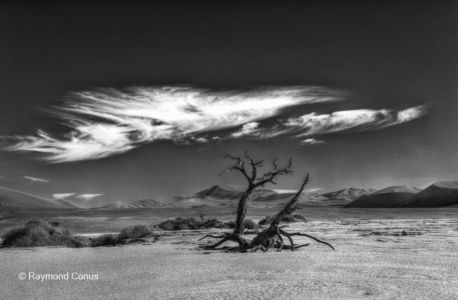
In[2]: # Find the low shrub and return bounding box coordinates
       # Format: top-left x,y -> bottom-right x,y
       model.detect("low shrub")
282,214 -> 307,223
156,217 -> 202,230
224,219 -> 258,230
1,220 -> 160,248
244,219 -> 258,230
156,217 -> 230,230
118,224 -> 156,240
90,225 -> 158,247
258,214 -> 307,225
225,220 -> 235,228
1,220 -> 89,248
89,234 -> 118,247
258,216 -> 273,225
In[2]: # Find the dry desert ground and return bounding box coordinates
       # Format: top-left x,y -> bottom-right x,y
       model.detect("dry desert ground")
1,207 -> 458,299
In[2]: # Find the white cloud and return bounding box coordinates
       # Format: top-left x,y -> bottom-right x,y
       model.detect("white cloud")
193,137 -> 209,143
76,194 -> 103,200
52,193 -> 76,200
231,122 -> 261,138
305,188 -> 322,193
393,106 -> 426,124
273,187 -> 322,193
301,138 -> 325,145
287,106 -> 426,138
228,106 -> 426,143
272,189 -> 297,194
4,86 -> 340,162
24,175 -> 50,183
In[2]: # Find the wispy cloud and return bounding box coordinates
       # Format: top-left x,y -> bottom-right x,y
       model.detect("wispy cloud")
24,175 -> 50,183
76,194 -> 103,200
52,193 -> 76,200
305,188 -> 323,193
3,86 -> 340,162
2,85 -> 425,162
301,138 -> 325,145
226,106 -> 426,143
230,122 -> 261,138
285,106 -> 426,138
273,187 -> 322,193
53,193 -> 103,201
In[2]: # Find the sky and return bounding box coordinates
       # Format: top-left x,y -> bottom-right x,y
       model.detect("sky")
0,1 -> 457,202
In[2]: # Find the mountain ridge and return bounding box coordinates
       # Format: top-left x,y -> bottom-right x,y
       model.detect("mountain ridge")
0,186 -> 73,210
3,181 -> 458,210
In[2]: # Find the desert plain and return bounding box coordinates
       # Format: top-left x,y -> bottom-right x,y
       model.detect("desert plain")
1,206 -> 457,299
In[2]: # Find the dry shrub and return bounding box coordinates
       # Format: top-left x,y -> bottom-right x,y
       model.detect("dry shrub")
1,220 -> 89,248
224,219 -> 258,230
156,217 -> 229,231
90,234 -> 118,247
258,214 -> 307,225
90,225 -> 158,247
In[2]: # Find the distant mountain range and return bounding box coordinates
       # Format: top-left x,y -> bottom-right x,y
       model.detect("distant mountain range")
345,182 -> 458,208
2,181 -> 458,211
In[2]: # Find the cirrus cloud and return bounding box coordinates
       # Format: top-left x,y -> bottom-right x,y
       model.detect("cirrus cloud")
23,175 -> 50,183
227,106 -> 426,142
76,194 -> 103,201
52,193 -> 77,200
287,106 -> 426,138
3,86 -> 341,162
2,86 -> 426,163
230,122 -> 261,138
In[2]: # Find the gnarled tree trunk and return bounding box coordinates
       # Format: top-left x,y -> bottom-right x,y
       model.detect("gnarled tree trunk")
233,186 -> 255,236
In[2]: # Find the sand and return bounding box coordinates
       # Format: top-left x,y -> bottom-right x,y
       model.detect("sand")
1,208 -> 458,299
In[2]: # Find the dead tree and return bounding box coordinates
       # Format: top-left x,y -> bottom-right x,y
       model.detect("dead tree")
199,152 -> 334,252
200,152 -> 292,249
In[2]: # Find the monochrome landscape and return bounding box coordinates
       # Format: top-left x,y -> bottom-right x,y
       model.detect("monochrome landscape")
1,1 -> 457,299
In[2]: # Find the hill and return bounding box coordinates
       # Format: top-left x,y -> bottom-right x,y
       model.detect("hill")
0,186 -> 72,210
53,194 -> 108,209
345,182 -> 458,208
98,199 -> 168,209
172,185 -> 245,208
319,188 -> 376,206
195,185 -> 243,200
345,186 -> 418,208
403,181 -> 458,207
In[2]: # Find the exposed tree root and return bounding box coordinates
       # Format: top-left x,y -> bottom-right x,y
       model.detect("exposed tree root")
200,233 -> 250,250
200,229 -> 332,252
198,234 -> 227,241
199,228 -> 327,252
282,230 -> 335,251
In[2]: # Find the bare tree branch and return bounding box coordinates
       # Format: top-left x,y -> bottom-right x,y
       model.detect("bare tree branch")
244,151 -> 263,180
270,174 -> 309,226
254,157 -> 292,187
222,154 -> 252,183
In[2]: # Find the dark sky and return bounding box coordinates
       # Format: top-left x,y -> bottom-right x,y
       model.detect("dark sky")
0,1 -> 457,202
